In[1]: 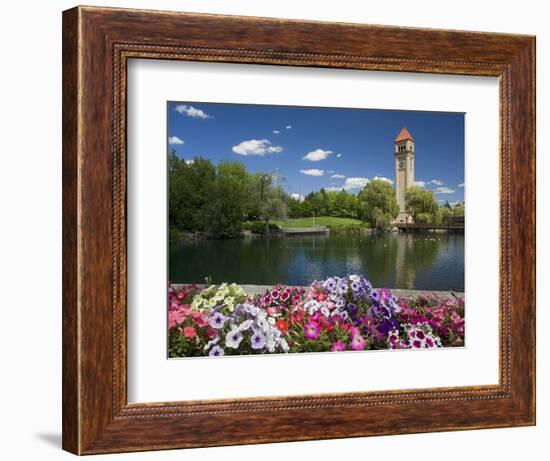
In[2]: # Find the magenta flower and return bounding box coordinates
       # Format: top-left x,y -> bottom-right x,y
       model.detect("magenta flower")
304,321 -> 320,340
271,289 -> 280,299
350,334 -> 367,351
331,341 -> 346,352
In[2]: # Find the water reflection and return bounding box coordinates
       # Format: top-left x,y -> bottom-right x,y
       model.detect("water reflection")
169,232 -> 464,291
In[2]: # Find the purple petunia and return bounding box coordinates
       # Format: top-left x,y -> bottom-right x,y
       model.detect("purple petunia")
209,345 -> 224,357
323,277 -> 337,292
209,312 -> 228,329
250,330 -> 266,349
225,328 -> 243,349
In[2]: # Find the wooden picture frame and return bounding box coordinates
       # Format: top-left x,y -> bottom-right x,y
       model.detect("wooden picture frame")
62,5 -> 535,455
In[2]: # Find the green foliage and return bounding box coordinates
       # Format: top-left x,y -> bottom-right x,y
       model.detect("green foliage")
168,151 -> 216,232
288,189 -> 360,220
451,203 -> 465,217
203,161 -> 249,238
248,221 -> 267,234
357,180 -> 399,229
440,207 -> 453,224
440,202 -> 465,224
169,154 -> 290,238
168,226 -> 182,242
405,186 -> 440,224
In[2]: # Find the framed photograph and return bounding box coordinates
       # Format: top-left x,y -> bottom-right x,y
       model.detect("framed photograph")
62,6 -> 535,454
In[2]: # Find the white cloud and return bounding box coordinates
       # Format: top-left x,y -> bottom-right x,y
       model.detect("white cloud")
285,125 -> 292,130
459,182 -> 465,187
232,139 -> 283,156
343,177 -> 370,190
184,159 -> 194,165
331,174 -> 346,179
414,181 -> 426,188
325,186 -> 344,192
373,175 -> 394,185
435,187 -> 455,194
168,136 -> 184,145
290,193 -> 305,202
303,148 -> 334,161
336,154 -> 342,158
174,104 -> 212,119
272,130 -> 280,134
300,169 -> 324,176
429,179 -> 444,186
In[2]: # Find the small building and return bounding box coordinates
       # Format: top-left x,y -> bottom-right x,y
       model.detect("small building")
394,127 -> 415,224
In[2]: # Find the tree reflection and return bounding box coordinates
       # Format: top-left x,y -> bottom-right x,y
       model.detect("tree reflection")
169,231 -> 462,291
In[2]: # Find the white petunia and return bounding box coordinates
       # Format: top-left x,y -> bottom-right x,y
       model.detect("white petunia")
237,320 -> 254,332
203,337 -> 220,351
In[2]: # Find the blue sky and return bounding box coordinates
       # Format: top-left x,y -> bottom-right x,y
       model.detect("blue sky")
167,101 -> 465,204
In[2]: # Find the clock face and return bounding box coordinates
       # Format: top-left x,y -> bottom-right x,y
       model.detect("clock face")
399,160 -> 405,169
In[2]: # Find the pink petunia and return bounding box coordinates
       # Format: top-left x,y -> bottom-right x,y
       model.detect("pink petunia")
183,326 -> 197,339
331,341 -> 346,352
304,321 -> 320,340
350,334 -> 366,351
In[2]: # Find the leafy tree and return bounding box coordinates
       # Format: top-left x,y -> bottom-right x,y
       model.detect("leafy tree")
405,186 -> 441,224
440,206 -> 453,224
358,180 -> 399,229
452,203 -> 465,217
203,161 -> 249,238
168,152 -> 216,232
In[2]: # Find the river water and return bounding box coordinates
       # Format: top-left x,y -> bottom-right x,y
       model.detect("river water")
169,232 -> 464,292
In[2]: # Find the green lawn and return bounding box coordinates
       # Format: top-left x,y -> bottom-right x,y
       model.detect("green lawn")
271,216 -> 363,228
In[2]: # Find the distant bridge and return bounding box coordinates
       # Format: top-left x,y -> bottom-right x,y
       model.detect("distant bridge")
395,222 -> 464,232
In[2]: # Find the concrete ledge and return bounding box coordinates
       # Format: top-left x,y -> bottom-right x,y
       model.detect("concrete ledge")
172,283 -> 463,300
279,227 -> 330,234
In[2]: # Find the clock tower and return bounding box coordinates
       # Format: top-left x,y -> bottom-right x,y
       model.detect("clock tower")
394,127 -> 414,223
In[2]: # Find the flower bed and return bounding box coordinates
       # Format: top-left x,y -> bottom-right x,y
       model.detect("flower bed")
168,275 -> 464,358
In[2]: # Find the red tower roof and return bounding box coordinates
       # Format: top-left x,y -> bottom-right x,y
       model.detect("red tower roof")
395,127 -> 414,142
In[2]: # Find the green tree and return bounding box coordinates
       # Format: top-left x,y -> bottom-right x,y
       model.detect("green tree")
203,161 -> 249,238
452,203 -> 465,217
440,206 -> 453,224
405,186 -> 440,224
168,152 -> 216,233
358,180 -> 399,229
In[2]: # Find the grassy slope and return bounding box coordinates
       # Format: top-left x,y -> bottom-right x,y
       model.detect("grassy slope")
271,216 -> 363,228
